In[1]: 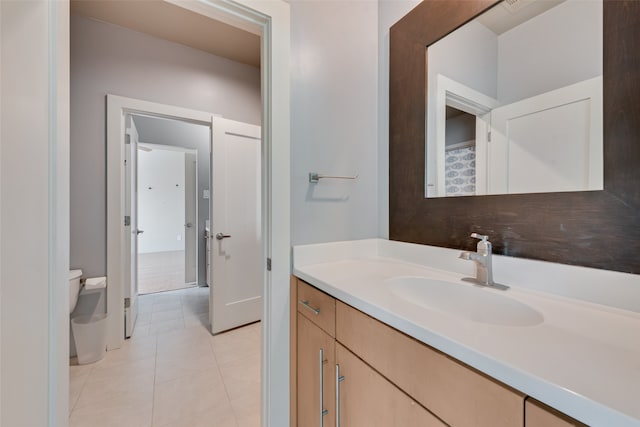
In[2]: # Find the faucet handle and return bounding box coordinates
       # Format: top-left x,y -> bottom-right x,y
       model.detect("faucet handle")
470,233 -> 489,241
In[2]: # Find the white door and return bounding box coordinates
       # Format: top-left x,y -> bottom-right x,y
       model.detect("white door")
489,76 -> 603,195
184,152 -> 198,284
209,117 -> 262,334
124,114 -> 140,338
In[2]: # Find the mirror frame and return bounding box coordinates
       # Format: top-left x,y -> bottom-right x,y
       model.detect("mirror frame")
389,0 -> 640,274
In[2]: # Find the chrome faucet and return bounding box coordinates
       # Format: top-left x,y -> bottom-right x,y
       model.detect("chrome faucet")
459,233 -> 509,290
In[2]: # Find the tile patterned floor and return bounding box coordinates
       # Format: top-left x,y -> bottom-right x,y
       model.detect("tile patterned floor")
69,287 -> 261,427
138,251 -> 193,295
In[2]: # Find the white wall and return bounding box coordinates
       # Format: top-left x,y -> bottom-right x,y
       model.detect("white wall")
138,148 -> 186,254
70,15 -> 261,277
1,1 -> 70,425
428,20 -> 499,101
497,0 -> 603,104
290,0 -> 379,245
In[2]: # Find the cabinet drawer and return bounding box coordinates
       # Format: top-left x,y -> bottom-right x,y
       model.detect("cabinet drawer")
337,343 -> 446,427
336,301 -> 525,427
525,399 -> 587,427
297,279 -> 336,336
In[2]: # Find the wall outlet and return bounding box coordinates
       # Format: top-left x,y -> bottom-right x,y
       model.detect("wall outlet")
177,234 -> 182,241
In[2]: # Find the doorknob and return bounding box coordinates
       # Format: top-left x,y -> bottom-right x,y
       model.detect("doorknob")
215,233 -> 231,240
185,223 -> 193,228
135,229 -> 144,235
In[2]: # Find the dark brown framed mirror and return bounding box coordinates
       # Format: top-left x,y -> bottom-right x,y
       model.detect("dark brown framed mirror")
389,0 -> 640,273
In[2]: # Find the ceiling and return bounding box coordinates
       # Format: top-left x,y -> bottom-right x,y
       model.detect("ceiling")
133,114 -> 210,147
70,0 -> 261,68
478,0 -> 566,35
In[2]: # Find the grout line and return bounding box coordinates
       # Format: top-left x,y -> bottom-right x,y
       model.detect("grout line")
150,331 -> 158,427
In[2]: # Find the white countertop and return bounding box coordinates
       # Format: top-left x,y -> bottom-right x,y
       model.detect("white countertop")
293,239 -> 640,427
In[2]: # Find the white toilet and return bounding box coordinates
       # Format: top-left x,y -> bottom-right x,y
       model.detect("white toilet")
69,269 -> 83,314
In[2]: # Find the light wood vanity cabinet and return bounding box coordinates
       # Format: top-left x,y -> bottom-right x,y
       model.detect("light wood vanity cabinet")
294,279 -> 336,427
336,343 -> 446,426
297,313 -> 335,427
525,399 -> 587,427
336,300 -> 524,427
292,277 -> 587,427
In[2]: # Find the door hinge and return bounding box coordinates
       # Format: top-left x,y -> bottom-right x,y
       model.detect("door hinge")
125,134 -> 131,145
487,131 -> 492,142
124,215 -> 131,226
266,258 -> 272,272
124,297 -> 131,308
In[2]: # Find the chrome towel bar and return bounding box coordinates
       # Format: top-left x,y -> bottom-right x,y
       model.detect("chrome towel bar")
309,172 -> 358,183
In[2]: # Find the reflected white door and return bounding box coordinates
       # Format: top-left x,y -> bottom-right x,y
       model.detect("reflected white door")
185,152 -> 198,284
209,117 -> 262,334
124,114 -> 140,338
489,76 -> 603,194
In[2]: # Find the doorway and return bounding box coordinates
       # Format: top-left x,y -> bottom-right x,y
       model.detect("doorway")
133,115 -> 208,295
66,0 -> 291,425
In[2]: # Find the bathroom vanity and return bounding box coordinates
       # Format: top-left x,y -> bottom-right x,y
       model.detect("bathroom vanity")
290,239 -> 640,427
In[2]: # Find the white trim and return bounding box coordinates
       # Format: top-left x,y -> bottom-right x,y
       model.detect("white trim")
52,2 -> 71,425
427,75 -> 499,197
108,95 -> 216,349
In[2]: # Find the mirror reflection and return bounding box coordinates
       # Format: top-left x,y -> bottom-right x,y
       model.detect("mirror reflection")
426,0 -> 603,198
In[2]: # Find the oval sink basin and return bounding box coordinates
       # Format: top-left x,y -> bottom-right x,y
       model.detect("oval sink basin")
386,276 -> 544,327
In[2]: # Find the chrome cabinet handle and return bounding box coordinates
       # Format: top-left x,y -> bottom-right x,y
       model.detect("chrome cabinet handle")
319,348 -> 328,426
299,300 -> 321,315
336,364 -> 345,427
215,233 -> 231,240
135,229 -> 144,235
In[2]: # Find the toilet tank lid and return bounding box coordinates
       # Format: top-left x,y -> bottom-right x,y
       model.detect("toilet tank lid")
69,269 -> 83,280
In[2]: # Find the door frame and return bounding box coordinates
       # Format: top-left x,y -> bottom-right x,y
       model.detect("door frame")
428,74 -> 499,197
104,2 -> 290,427
107,96 -> 213,350
184,149 -> 199,285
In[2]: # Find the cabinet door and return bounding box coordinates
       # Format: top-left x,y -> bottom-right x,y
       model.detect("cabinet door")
336,343 -> 446,427
298,313 -> 336,427
525,399 -> 587,427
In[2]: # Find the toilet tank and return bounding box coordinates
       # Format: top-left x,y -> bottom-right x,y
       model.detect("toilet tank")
69,269 -> 83,314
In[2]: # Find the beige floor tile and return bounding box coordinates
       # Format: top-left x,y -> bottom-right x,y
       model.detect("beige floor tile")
155,350 -> 218,384
182,300 -> 208,315
138,298 -> 156,314
97,335 -> 157,368
152,369 -> 229,427
231,392 -> 261,427
151,309 -> 183,323
137,312 -> 153,326
184,313 -> 209,329
70,401 -> 153,427
219,354 -> 261,401
90,356 -> 156,382
134,324 -> 151,337
69,372 -> 90,414
152,300 -> 183,313
69,359 -> 95,379
154,400 -> 238,427
149,318 -> 185,336
75,358 -> 155,410
69,288 -> 257,427
156,326 -> 212,355
211,325 -> 261,365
